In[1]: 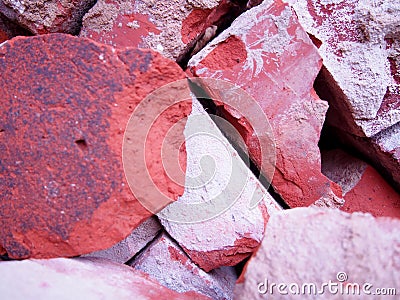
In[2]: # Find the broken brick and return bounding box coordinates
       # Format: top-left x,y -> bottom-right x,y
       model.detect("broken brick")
82,217 -> 162,264
79,0 -> 223,60
0,257 -> 210,299
0,0 -> 96,34
235,207 -> 400,298
130,232 -> 237,300
158,97 -> 281,271
322,149 -> 400,218
0,13 -> 30,43
188,0 -> 343,208
289,0 -> 400,191
0,34 -> 191,258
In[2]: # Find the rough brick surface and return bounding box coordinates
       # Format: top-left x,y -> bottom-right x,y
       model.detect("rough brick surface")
82,217 -> 162,263
288,0 -> 399,136
0,258 -> 210,299
158,97 -> 281,271
188,0 -> 343,208
80,0 -> 223,60
235,207 -> 400,299
289,0 -> 400,191
0,34 -> 191,258
0,0 -> 96,34
130,232 -> 237,300
322,149 -> 400,218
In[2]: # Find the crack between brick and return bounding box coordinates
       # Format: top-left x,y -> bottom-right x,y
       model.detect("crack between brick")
125,224 -> 194,269
176,0 -> 263,69
174,0 -> 291,209
124,219 -> 164,266
187,79 -> 290,210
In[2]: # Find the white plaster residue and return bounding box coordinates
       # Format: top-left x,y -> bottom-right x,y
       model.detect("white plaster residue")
5,0 -> 26,14
286,0 -> 400,136
374,123 -> 400,153
134,0 -> 222,59
324,42 -> 390,122
158,97 -> 281,252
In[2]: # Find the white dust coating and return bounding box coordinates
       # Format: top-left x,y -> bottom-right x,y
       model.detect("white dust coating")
374,122 -> 400,154
134,0 -> 221,59
286,0 -> 400,137
4,0 -> 25,14
131,233 -> 237,300
0,257 -> 185,299
158,97 -> 281,252
321,149 -> 367,195
82,0 -> 221,59
313,189 -> 344,208
82,217 -> 161,264
189,0 -> 317,94
3,0 -> 89,31
234,207 -> 400,299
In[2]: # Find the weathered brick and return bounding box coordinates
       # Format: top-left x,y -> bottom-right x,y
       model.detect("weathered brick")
188,0 -> 343,208
0,34 -> 191,258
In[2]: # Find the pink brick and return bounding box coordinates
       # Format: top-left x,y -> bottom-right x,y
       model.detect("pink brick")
0,258 -> 210,299
235,207 -> 400,299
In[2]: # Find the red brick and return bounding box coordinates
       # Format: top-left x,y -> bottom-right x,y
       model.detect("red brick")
80,0 -> 224,60
0,34 -> 191,258
322,149 -> 400,218
188,0 -> 343,207
0,245 -> 6,256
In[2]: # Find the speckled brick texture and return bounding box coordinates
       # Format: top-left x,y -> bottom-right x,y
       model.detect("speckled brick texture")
0,33 -> 191,259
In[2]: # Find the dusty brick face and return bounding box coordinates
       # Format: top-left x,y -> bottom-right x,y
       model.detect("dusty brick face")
0,258 -> 211,299
188,0 -> 343,208
289,0 -> 400,191
82,217 -> 162,263
235,207 -> 400,299
0,34 -> 191,259
79,0 -> 223,60
0,0 -> 96,34
158,97 -> 281,272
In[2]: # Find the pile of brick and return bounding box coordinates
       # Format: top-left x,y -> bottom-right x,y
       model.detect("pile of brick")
0,0 -> 399,298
